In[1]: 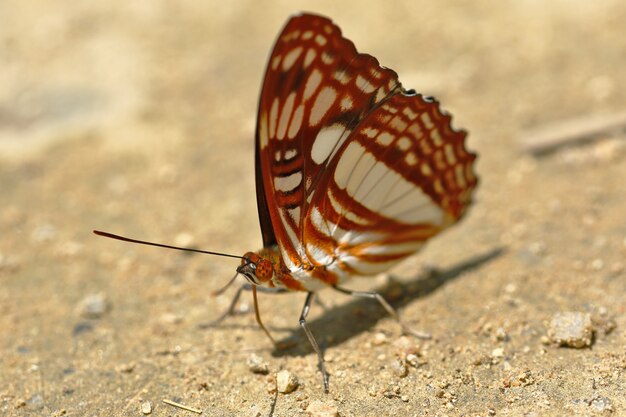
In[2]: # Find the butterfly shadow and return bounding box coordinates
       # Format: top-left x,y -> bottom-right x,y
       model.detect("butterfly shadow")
271,246 -> 506,358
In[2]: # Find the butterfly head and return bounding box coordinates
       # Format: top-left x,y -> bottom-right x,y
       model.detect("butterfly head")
237,251 -> 274,285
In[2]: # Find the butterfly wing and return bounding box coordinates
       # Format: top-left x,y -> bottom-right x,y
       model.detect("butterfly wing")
303,92 -> 477,276
255,13 -> 403,267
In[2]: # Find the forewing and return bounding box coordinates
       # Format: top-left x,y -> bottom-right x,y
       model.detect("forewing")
302,92 -> 478,275
255,13 -> 402,267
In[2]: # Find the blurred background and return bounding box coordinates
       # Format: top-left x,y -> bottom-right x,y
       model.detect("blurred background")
1,1 -> 625,416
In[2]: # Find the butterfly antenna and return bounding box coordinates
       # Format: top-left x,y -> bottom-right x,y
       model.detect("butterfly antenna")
93,230 -> 243,259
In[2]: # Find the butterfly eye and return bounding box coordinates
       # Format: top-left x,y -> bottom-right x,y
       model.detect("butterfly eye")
241,251 -> 256,265
255,259 -> 274,282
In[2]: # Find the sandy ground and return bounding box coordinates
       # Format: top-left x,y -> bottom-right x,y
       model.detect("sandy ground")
1,1 -> 625,416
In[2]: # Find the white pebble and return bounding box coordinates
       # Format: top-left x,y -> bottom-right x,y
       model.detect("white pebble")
141,400 -> 152,414
305,400 -> 339,417
276,370 -> 299,394
547,312 -> 593,348
246,353 -> 269,375
77,293 -> 110,318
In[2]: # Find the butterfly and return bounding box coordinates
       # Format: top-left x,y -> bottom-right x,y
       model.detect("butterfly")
95,12 -> 478,393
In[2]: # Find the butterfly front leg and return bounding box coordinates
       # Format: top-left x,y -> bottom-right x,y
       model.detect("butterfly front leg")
202,281 -> 290,341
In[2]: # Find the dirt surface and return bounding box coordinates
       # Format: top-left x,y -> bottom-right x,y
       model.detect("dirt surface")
1,1 -> 625,416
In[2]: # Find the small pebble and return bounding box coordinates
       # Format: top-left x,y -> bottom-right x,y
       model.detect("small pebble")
247,353 -> 269,375
116,362 -> 136,373
304,400 -> 339,417
504,283 -> 517,294
246,405 -> 262,417
491,348 -> 504,358
77,293 -> 110,318
27,394 -> 44,409
391,357 -> 408,378
495,327 -> 509,342
547,312 -> 593,348
276,370 -> 299,394
141,401 -> 152,415
373,332 -> 387,345
174,232 -> 194,247
406,353 -> 418,366
589,396 -> 613,412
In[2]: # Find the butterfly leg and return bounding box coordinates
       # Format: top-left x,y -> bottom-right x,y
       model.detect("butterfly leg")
205,282 -> 286,327
333,285 -> 432,340
205,283 -> 248,327
299,292 -> 330,393
251,285 -> 295,350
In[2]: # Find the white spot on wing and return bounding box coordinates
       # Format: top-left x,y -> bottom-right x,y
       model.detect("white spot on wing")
310,206 -> 328,234
405,152 -> 418,166
303,49 -> 316,68
421,113 -> 434,129
309,86 -> 337,126
362,127 -> 379,138
285,148 -> 297,160
356,75 -> 375,93
403,107 -> 418,120
321,52 -> 334,65
259,113 -> 269,149
288,104 -> 304,139
311,123 -> 346,164
396,136 -> 412,151
333,70 -> 350,84
315,34 -> 327,45
344,208 -> 370,226
271,55 -> 281,71
421,163 -> 433,176
445,144 -> 457,164
326,189 -> 343,216
383,104 -> 398,114
288,207 -> 301,223
376,132 -> 395,146
282,47 -> 303,71
269,98 -> 279,138
407,123 -> 423,139
375,88 -> 387,103
304,69 -> 322,101
274,171 -> 302,192
277,92 -> 296,140
455,164 -> 467,188
340,95 -> 353,110
390,115 -> 408,132
431,129 -> 443,146
278,210 -> 303,266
